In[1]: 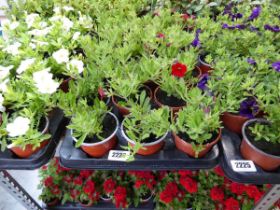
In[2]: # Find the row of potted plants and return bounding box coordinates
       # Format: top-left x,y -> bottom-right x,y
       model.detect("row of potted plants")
0,0 -> 279,171
39,158 -> 279,210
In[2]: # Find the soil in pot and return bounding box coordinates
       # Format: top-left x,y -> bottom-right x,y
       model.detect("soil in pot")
155,88 -> 186,108
245,123 -> 280,156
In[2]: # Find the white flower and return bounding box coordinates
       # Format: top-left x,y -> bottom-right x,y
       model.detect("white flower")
0,94 -> 5,112
39,21 -> 48,28
79,14 -> 93,29
72,32 -> 80,41
2,19 -> 19,30
28,27 -> 52,36
50,15 -> 60,22
61,17 -> 73,32
0,79 -> 9,92
53,7 -> 61,14
63,6 -> 74,11
31,39 -> 48,47
0,65 -> 13,80
29,43 -> 36,49
3,42 -> 21,55
33,68 -> 59,94
26,13 -> 39,28
6,116 -> 30,137
16,58 -> 35,74
52,49 -> 69,64
67,59 -> 84,73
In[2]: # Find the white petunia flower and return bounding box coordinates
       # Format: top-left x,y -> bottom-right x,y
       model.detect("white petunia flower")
63,6 -> 74,11
52,49 -> 69,64
33,68 -> 52,83
0,94 -> 5,112
2,19 -> 19,30
61,17 -> 73,32
6,116 -> 30,137
29,43 -> 36,49
16,58 -> 35,74
28,27 -> 52,36
67,59 -> 84,73
0,65 -> 14,80
39,21 -> 48,28
0,79 -> 9,92
53,7 -> 61,14
72,32 -> 80,41
33,68 -> 59,94
78,14 -> 93,29
31,39 -> 48,47
3,42 -> 21,55
26,13 -> 39,28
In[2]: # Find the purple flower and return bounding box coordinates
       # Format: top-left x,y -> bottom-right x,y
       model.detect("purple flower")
223,2 -> 234,15
197,74 -> 209,91
239,97 -> 259,118
247,58 -> 256,65
248,6 -> 261,21
191,29 -> 201,48
235,24 -> 246,29
249,26 -> 259,32
231,13 -> 243,21
222,23 -> 246,30
264,24 -> 280,32
272,61 -> 280,72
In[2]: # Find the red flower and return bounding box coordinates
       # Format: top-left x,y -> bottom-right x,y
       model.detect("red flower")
70,189 -> 80,199
178,170 -> 193,177
114,186 -> 127,208
180,177 -> 198,193
214,166 -> 225,177
210,187 -> 224,202
134,180 -> 144,189
181,14 -> 190,21
51,185 -> 61,195
63,175 -> 73,183
98,87 -> 106,100
165,182 -> 179,196
44,177 -> 54,187
254,191 -> 264,204
230,182 -> 245,195
103,178 -> 116,194
83,180 -> 95,195
156,33 -> 165,39
73,177 -> 83,186
158,171 -> 168,180
177,190 -> 186,202
80,170 -> 92,179
224,197 -> 239,210
159,189 -> 173,204
41,165 -> 47,170
171,62 -> 187,78
245,185 -> 260,199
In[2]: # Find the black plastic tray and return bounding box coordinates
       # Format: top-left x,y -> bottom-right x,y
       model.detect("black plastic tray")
59,125 -> 220,170
45,200 -> 154,210
219,129 -> 280,184
0,108 -> 67,170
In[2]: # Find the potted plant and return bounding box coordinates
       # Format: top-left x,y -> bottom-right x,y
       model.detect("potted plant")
67,99 -> 119,157
172,88 -> 222,158
121,93 -> 170,157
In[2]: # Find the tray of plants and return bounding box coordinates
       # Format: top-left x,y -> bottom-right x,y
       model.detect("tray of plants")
219,129 -> 280,184
44,200 -> 154,210
0,108 -> 66,170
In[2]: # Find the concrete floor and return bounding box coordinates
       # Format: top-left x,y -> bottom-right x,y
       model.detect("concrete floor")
0,170 -> 41,210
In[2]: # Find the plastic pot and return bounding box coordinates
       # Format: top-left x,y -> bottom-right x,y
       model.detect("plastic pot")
72,112 -> 119,158
45,198 -> 59,206
8,116 -> 50,158
121,120 -> 168,156
172,129 -> 221,158
198,55 -> 213,74
100,194 -> 112,202
241,119 -> 280,171
140,190 -> 154,203
221,112 -> 251,134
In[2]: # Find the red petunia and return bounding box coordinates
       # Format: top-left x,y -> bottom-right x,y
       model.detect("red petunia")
179,176 -> 198,193
103,178 -> 116,194
134,180 -> 144,189
159,189 -> 173,204
83,180 -> 95,195
51,185 -> 61,195
210,187 -> 224,202
156,33 -> 165,39
254,191 -> 264,204
63,175 -> 73,184
41,165 -> 47,171
177,190 -> 186,202
73,176 -> 83,186
165,182 -> 179,196
44,176 -> 54,187
98,87 -> 106,100
181,14 -> 190,21
171,62 -> 187,78
214,166 -> 225,177
245,185 -> 260,199
114,186 -> 127,208
80,170 -> 92,179
178,170 -> 193,177
224,197 -> 239,210
70,189 -> 80,199
230,182 -> 246,195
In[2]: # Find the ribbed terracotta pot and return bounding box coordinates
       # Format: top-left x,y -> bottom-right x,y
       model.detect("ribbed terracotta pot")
72,112 -> 119,158
198,55 -> 213,74
172,129 -> 222,158
112,85 -> 153,116
221,112 -> 251,134
240,119 -> 280,171
8,116 -> 50,158
154,87 -> 186,114
121,120 -> 168,156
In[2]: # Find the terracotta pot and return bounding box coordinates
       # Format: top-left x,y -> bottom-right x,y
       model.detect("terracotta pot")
240,119 -> 280,171
154,86 -> 186,114
172,129 -> 221,158
59,77 -> 72,93
198,55 -> 213,74
8,116 -> 50,158
121,120 -> 168,156
46,198 -> 59,206
72,112 -> 119,158
112,85 -> 153,116
221,112 -> 251,134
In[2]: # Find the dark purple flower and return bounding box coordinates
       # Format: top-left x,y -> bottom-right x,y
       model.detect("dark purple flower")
249,26 -> 259,32
272,61 -> 280,72
248,6 -> 261,21
247,58 -> 256,65
223,2 -> 234,15
264,24 -> 280,32
235,24 -> 246,29
197,74 -> 209,91
191,29 -> 201,48
222,23 -> 246,30
231,13 -> 243,21
239,97 -> 259,118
